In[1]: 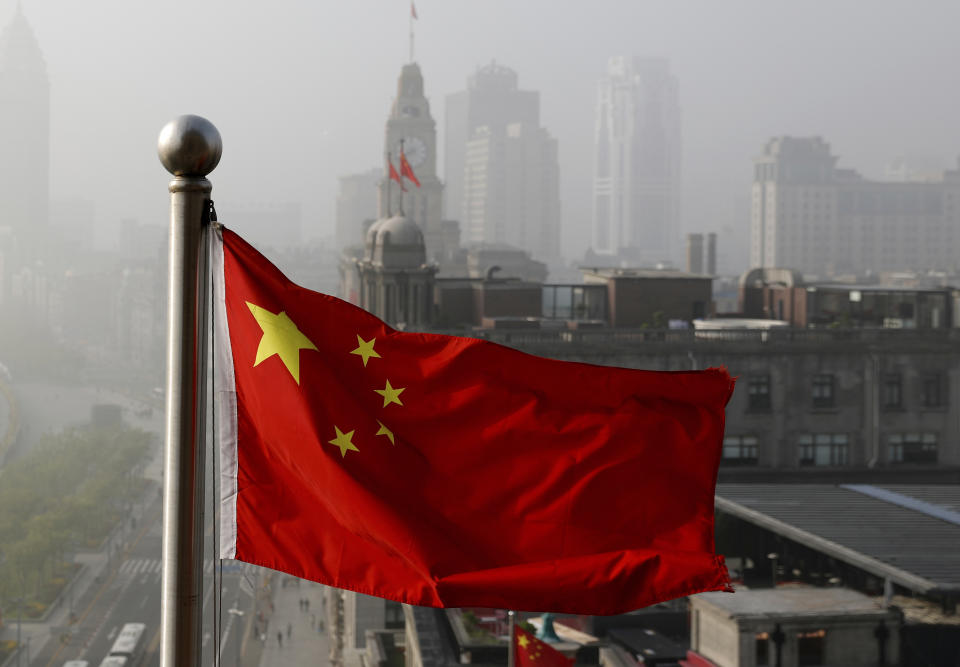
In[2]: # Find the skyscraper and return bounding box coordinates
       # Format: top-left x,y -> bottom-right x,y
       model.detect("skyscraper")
0,6 -> 49,255
751,137 -> 960,275
446,62 -> 561,266
591,57 -> 680,266
335,168 -> 380,250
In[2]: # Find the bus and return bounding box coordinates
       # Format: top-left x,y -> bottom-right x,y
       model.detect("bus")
62,661 -> 90,667
98,659 -> 126,667
108,623 -> 146,664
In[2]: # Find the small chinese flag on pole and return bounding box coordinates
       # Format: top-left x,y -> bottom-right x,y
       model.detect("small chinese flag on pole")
515,626 -> 572,667
411,1 -> 418,19
388,158 -> 406,192
400,152 -> 421,187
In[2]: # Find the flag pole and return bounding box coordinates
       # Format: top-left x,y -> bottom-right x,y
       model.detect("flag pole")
386,152 -> 393,217
157,115 -> 223,667
507,610 -> 515,667
398,139 -> 406,216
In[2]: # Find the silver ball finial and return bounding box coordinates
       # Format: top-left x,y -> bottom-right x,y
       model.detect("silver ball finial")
158,115 -> 222,178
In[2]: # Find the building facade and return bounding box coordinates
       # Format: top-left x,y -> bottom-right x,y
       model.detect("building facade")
336,168 -> 380,250
0,6 -> 49,259
377,63 -> 445,264
461,121 -> 560,266
751,137 -> 960,276
446,63 -> 561,268
591,57 -> 681,266
444,62 -> 539,223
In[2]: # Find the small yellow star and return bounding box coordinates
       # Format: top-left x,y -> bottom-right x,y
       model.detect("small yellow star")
247,302 -> 317,384
328,426 -> 359,458
375,420 -> 395,445
374,380 -> 405,407
350,335 -> 381,367
517,635 -> 530,649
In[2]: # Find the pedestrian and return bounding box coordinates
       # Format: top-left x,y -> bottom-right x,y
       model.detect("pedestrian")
277,631 -> 283,648
311,613 -> 316,630
305,598 -> 310,612
287,622 -> 292,640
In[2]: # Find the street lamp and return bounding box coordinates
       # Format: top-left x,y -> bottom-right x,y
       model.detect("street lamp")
227,607 -> 245,667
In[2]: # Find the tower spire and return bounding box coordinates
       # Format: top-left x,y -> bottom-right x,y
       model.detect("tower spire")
408,2 -> 417,62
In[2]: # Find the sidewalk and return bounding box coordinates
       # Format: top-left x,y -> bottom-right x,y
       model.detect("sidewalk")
256,577 -> 330,667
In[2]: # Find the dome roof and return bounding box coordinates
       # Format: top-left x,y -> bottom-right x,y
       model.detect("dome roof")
370,214 -> 425,268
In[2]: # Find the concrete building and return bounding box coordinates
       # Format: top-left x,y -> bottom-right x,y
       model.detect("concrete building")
461,121 -> 560,267
591,57 -> 681,266
444,62 -> 540,225
336,168 -> 381,250
378,63 -> 446,264
739,267 -> 958,329
354,214 -> 436,328
581,267 -> 711,327
456,326 -> 960,472
690,587 -> 901,667
751,137 -> 960,276
0,5 -> 49,259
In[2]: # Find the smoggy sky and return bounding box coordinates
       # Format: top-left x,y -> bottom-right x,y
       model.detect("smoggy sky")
12,0 -> 960,262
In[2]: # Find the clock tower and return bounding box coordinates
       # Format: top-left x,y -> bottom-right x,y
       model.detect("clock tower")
378,63 -> 445,262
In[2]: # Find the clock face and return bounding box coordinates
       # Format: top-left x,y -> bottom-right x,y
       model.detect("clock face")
397,136 -> 427,167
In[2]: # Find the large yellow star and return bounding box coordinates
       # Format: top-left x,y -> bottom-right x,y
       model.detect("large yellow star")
246,303 -> 318,384
517,635 -> 530,649
375,420 -> 395,445
328,426 -> 359,458
350,335 -> 381,367
374,380 -> 405,407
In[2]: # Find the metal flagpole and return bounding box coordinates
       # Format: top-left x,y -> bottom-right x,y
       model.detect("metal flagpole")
507,610 -> 515,667
157,115 -> 222,667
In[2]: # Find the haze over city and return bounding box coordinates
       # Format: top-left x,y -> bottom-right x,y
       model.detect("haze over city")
15,0 -> 960,259
2,2 -> 960,667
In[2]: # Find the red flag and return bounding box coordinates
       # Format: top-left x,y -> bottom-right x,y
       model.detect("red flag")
411,2 -> 418,19
514,626 -> 572,667
388,159 -> 406,192
213,227 -> 733,614
400,152 -> 421,187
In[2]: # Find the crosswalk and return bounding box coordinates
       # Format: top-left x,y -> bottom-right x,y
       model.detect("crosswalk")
118,558 -> 216,576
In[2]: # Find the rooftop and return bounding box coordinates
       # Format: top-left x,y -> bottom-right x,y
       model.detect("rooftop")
693,586 -> 886,619
716,484 -> 960,594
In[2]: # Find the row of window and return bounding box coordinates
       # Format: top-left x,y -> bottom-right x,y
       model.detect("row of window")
722,433 -> 939,466
746,373 -> 947,411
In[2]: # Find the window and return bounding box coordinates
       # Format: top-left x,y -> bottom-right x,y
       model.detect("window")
722,436 -> 759,466
921,373 -> 946,408
755,632 -> 770,666
799,434 -> 849,466
882,373 -> 902,409
811,374 -> 835,408
384,600 -> 404,629
797,630 -> 826,666
747,375 -> 771,410
889,433 -> 938,464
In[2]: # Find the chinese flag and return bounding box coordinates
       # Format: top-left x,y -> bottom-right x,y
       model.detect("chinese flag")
214,227 -> 733,614
515,626 -> 572,667
388,159 -> 406,192
400,152 -> 421,187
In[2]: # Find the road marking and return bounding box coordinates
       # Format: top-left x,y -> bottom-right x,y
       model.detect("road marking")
44,501 -> 162,667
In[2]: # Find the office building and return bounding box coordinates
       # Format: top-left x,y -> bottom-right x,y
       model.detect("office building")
591,57 -> 681,266
751,137 -> 960,275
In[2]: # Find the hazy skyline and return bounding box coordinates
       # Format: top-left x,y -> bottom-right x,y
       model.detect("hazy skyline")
12,0 -> 960,261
